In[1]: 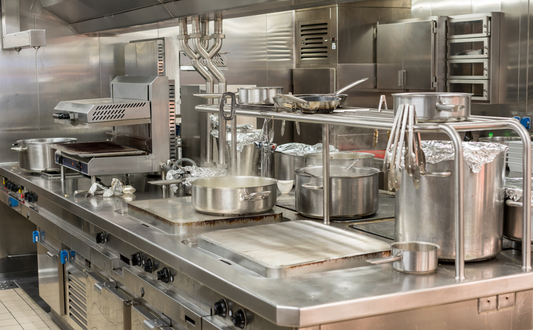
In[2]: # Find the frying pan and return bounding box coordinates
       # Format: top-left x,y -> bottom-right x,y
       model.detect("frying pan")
278,78 -> 368,114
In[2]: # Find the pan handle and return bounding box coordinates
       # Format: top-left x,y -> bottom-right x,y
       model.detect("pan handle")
435,99 -> 464,112
301,183 -> 323,190
367,254 -> 402,265
506,200 -> 528,207
240,191 -> 271,202
334,78 -> 369,95
11,147 -> 27,152
219,92 -> 236,120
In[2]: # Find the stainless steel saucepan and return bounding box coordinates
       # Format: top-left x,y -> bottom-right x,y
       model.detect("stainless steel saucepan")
279,78 -> 369,114
367,241 -> 440,275
192,176 -> 277,215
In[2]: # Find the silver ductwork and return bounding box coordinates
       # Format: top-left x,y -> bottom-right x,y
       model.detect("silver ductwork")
177,15 -> 235,170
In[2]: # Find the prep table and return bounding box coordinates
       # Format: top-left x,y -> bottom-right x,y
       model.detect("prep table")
2,163 -> 533,330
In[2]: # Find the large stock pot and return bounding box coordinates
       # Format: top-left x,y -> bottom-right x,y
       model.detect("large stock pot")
295,165 -> 380,219
503,178 -> 533,242
395,141 -> 507,261
12,137 -> 77,172
393,92 -> 471,122
192,176 -> 277,215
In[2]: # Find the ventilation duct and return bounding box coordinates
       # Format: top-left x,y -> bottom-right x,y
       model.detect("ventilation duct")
1,0 -> 46,51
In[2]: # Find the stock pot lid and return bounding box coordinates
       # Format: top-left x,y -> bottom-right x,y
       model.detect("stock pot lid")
16,137 -> 77,145
193,176 -> 277,188
505,177 -> 533,202
275,142 -> 338,156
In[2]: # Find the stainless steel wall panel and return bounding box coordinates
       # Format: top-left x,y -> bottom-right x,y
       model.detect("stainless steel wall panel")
36,15 -> 101,129
266,11 -> 294,93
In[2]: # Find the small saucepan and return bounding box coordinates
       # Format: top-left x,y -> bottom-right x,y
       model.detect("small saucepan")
367,241 -> 440,275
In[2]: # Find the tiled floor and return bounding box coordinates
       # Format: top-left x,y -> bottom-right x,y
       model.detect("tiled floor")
0,288 -> 60,330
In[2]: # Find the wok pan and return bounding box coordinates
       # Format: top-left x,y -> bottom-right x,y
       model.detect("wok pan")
278,78 -> 368,114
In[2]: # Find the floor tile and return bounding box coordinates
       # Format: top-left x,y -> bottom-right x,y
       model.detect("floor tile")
20,322 -> 49,330
17,316 -> 42,325
0,325 -> 24,330
0,313 -> 15,321
0,318 -> 21,326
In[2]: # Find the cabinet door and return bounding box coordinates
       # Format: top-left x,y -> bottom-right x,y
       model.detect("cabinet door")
377,23 -> 403,90
402,20 -> 435,90
87,273 -> 132,330
37,243 -> 63,315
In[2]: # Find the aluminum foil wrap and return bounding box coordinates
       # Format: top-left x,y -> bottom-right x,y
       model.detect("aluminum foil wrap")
504,177 -> 533,202
275,143 -> 338,156
211,129 -> 263,152
86,178 -> 135,197
386,140 -> 507,173
421,141 -> 508,173
210,114 -> 254,131
166,166 -> 227,193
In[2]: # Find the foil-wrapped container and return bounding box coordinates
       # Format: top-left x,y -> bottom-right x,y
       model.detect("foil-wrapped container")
166,166 -> 227,193
504,177 -> 533,202
275,142 -> 338,157
211,129 -> 263,152
210,114 -> 254,131
388,140 -> 508,173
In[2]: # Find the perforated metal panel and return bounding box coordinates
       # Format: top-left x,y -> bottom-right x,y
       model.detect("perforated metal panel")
66,267 -> 88,330
299,22 -> 329,61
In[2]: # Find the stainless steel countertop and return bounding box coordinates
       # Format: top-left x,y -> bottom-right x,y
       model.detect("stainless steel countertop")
2,163 -> 532,327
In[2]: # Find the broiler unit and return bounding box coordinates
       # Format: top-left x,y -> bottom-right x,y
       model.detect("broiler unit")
53,76 -> 171,177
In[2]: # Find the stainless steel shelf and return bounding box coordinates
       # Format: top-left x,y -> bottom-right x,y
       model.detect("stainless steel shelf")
196,103 -> 533,280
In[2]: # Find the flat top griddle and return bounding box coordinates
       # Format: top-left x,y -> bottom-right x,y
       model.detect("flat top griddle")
197,220 -> 391,278
54,141 -> 145,158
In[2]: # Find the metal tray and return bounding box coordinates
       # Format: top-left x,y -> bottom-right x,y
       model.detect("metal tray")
197,220 -> 391,278
54,141 -> 145,158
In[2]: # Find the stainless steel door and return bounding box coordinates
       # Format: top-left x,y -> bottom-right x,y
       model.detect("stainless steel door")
87,273 -> 133,330
377,20 -> 436,90
37,242 -> 63,315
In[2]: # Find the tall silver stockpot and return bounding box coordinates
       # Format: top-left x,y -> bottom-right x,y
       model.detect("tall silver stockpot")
274,152 -> 305,181
12,137 -> 77,172
395,143 -> 506,261
305,152 -> 375,167
192,176 -> 277,215
295,165 -> 380,219
393,92 -> 471,122
224,144 -> 263,176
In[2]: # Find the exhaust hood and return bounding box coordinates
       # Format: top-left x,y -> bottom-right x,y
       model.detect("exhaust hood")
40,0 -> 366,35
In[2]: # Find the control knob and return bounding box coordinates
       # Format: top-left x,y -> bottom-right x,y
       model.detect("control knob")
130,252 -> 142,267
213,299 -> 227,318
156,267 -> 173,283
144,258 -> 154,273
95,232 -> 108,244
231,309 -> 246,329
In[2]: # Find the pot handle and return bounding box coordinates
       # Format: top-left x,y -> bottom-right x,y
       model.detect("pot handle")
11,146 -> 27,152
435,99 -> 464,112
240,191 -> 271,202
367,254 -> 403,265
420,171 -> 452,177
506,200 -> 528,207
301,183 -> 323,190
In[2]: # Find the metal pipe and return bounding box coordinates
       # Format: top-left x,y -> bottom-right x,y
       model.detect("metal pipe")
506,120 -> 532,271
438,124 -> 465,280
178,17 -> 215,166
322,124 -> 330,225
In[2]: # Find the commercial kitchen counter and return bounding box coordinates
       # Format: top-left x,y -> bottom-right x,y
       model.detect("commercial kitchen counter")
2,163 -> 533,329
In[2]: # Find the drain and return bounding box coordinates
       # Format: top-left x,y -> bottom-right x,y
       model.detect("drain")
0,280 -> 18,290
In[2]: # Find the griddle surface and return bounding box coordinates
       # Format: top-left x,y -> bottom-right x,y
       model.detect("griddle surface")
55,141 -> 144,157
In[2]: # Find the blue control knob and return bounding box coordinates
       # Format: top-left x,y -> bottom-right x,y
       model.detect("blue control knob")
32,231 -> 40,243
8,197 -> 18,207
60,250 -> 69,265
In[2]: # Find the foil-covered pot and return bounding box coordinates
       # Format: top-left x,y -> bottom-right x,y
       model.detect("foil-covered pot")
395,141 -> 508,261
274,143 -> 338,181
504,177 -> 533,243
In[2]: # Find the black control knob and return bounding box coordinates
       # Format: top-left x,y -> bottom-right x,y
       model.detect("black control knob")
144,258 -> 154,273
156,267 -> 173,283
95,232 -> 107,244
213,299 -> 227,318
231,309 -> 246,329
130,252 -> 142,267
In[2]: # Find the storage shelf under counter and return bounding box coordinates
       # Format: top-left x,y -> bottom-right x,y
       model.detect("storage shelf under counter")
196,103 -> 533,281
